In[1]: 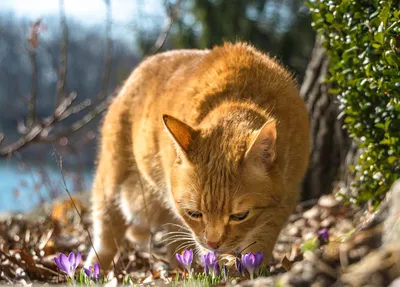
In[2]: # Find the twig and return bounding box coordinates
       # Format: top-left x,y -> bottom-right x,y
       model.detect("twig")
42,92 -> 115,142
56,0 -> 68,106
52,147 -> 103,270
148,0 -> 183,55
98,0 -> 113,99
0,0 -> 183,157
26,46 -> 38,128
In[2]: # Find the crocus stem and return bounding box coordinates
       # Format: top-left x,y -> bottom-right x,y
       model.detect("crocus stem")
67,277 -> 76,287
250,272 -> 254,280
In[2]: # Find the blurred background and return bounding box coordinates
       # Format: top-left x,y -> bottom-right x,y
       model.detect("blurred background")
0,0 -> 315,212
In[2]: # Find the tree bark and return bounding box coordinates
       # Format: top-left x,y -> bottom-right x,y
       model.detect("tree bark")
300,38 -> 354,200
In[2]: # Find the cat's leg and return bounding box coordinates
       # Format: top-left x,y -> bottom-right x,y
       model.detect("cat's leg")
85,180 -> 129,270
85,94 -> 137,270
119,175 -> 153,247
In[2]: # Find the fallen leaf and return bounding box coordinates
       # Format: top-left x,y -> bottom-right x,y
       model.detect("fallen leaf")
281,255 -> 292,271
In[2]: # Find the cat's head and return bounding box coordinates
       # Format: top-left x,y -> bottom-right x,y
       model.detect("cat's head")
162,114 -> 283,255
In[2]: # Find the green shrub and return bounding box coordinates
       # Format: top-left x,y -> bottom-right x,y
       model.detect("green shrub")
309,0 -> 400,205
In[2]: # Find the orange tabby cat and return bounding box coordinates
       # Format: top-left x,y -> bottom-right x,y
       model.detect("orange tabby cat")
85,42 -> 310,270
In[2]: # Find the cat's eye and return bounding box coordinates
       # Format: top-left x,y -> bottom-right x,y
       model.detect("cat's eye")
229,211 -> 249,221
187,210 -> 202,219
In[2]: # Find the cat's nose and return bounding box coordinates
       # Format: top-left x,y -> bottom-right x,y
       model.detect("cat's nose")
206,241 -> 219,250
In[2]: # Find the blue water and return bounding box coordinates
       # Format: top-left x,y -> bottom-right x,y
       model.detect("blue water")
0,162 -> 93,212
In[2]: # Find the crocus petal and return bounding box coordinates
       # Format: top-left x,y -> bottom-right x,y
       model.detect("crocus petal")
318,228 -> 329,240
254,252 -> 264,268
175,253 -> 183,265
202,254 -> 208,266
204,264 -> 209,275
213,262 -> 220,276
235,258 -> 244,275
60,254 -> 71,274
183,249 -> 193,265
241,252 -> 256,274
93,263 -> 100,279
75,252 -> 82,268
210,252 -> 217,264
83,267 -> 91,277
54,257 -> 61,269
68,252 -> 75,266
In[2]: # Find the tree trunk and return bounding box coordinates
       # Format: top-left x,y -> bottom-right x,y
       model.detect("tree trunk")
300,38 -> 354,200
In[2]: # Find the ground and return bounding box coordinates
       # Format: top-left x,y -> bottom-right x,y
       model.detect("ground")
0,187 -> 399,286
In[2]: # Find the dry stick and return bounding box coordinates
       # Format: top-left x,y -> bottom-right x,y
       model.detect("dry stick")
56,0 -> 68,107
51,147 -> 104,270
42,93 -> 115,142
148,0 -> 183,55
0,92 -> 76,156
26,46 -> 38,129
238,241 -> 257,255
0,0 -> 180,157
98,0 -> 113,100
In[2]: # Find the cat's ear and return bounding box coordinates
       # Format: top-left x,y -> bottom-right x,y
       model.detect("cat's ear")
245,120 -> 277,166
162,114 -> 197,156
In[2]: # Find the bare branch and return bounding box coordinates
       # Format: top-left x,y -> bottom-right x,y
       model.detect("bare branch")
98,0 -> 113,99
43,93 -> 115,142
56,0 -> 68,106
52,150 -> 104,269
26,46 -> 38,128
0,125 -> 42,156
0,0 -> 184,157
148,0 -> 183,55
0,93 -> 79,156
58,99 -> 92,120
54,92 -> 77,117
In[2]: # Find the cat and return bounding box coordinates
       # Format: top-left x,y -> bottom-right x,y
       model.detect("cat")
85,42 -> 310,270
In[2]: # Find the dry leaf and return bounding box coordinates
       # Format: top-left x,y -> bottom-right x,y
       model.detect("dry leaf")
281,255 -> 292,271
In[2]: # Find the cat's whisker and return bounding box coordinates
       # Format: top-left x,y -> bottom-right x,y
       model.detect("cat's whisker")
162,223 -> 191,231
159,237 -> 194,245
159,238 -> 191,244
163,235 -> 197,244
193,244 -> 205,258
162,231 -> 192,236
174,242 -> 196,254
161,233 -> 192,239
165,239 -> 193,247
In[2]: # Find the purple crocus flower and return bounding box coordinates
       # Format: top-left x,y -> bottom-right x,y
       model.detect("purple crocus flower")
318,228 -> 329,241
83,262 -> 100,281
213,262 -> 220,276
54,252 -> 82,279
204,264 -> 210,276
235,257 -> 244,276
202,252 -> 218,276
176,249 -> 193,274
202,252 -> 217,266
241,252 -> 264,279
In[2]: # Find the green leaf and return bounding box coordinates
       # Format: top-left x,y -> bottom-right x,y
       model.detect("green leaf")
384,50 -> 399,68
374,32 -> 384,44
326,13 -> 334,23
